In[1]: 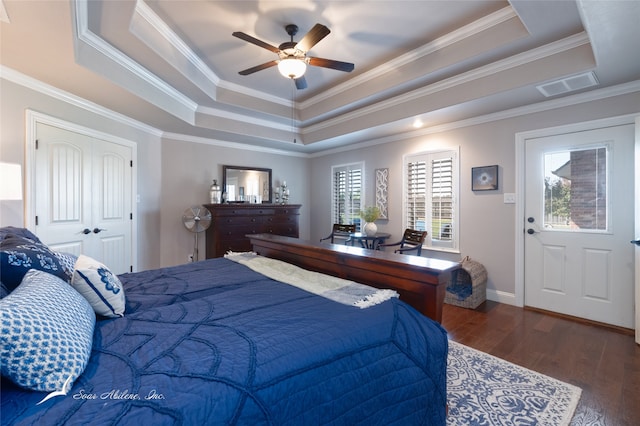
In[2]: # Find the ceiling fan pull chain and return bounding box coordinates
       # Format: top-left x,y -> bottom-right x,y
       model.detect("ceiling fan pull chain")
291,83 -> 296,144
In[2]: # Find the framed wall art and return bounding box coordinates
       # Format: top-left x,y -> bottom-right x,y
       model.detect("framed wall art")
375,168 -> 389,219
472,165 -> 498,191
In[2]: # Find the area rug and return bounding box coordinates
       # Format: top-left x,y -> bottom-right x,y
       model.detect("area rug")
447,341 -> 582,425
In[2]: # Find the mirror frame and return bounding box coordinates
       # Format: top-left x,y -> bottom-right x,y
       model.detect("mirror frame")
222,165 -> 272,203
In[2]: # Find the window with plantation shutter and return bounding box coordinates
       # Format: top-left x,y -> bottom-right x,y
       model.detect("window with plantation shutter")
404,149 -> 459,252
332,163 -> 363,231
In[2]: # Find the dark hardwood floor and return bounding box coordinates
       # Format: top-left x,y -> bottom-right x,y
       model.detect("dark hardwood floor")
441,301 -> 640,426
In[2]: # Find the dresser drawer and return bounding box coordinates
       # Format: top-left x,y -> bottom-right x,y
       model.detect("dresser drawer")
212,207 -> 276,217
264,214 -> 298,224
204,204 -> 301,258
272,207 -> 299,216
264,224 -> 298,236
217,225 -> 262,238
215,216 -> 263,226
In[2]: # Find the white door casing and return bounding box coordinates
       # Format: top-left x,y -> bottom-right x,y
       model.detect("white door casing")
515,115 -> 637,330
25,111 -> 137,274
635,116 -> 640,344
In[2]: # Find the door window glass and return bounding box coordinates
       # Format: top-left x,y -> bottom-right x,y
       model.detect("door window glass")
544,147 -> 607,231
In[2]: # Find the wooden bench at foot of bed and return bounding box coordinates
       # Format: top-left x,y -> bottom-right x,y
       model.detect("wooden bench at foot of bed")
248,234 -> 459,323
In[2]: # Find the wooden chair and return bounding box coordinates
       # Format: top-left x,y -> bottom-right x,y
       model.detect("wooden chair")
320,224 -> 356,244
379,229 -> 428,256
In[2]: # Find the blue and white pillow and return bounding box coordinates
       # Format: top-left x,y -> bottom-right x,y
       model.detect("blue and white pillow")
0,234 -> 68,293
0,270 -> 95,392
0,226 -> 41,244
71,255 -> 126,318
54,251 -> 78,282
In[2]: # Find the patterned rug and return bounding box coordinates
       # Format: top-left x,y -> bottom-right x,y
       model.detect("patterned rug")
447,341 -> 582,425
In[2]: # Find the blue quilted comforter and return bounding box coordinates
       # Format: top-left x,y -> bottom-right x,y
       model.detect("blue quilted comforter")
2,258 -> 448,425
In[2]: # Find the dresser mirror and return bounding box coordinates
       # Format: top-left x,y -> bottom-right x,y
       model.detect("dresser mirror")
222,165 -> 272,203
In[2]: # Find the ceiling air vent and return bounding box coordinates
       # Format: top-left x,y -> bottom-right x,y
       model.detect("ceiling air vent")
536,71 -> 599,97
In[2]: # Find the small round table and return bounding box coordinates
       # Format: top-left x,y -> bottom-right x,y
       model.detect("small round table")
347,232 -> 391,250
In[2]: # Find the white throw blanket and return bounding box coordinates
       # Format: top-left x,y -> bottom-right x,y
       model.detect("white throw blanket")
224,251 -> 398,308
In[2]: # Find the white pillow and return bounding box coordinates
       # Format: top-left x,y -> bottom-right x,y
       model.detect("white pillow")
0,270 -> 95,392
71,255 -> 126,318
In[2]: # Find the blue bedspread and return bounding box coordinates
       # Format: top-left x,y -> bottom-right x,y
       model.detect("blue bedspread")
2,258 -> 448,425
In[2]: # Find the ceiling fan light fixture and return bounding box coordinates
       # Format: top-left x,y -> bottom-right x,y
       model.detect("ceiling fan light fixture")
278,57 -> 306,79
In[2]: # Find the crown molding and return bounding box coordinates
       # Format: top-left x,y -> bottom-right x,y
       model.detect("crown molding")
130,0 -> 220,100
215,79 -> 292,107
130,1 -> 291,108
5,63 -> 637,158
1,66 -> 162,138
161,132 -> 308,158
72,0 -> 524,127
196,105 -> 293,131
299,6 -> 519,110
126,2 -> 520,115
72,0 -> 197,123
309,80 -> 640,158
0,0 -> 9,23
302,32 -> 591,134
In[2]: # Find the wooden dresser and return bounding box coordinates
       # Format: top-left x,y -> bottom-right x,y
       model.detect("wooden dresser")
204,204 -> 301,258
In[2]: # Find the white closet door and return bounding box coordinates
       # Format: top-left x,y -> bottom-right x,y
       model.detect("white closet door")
34,122 -> 133,274
91,141 -> 132,274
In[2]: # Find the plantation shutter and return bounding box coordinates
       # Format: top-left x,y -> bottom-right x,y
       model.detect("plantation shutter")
332,163 -> 363,230
406,160 -> 427,231
404,150 -> 458,251
431,157 -> 453,242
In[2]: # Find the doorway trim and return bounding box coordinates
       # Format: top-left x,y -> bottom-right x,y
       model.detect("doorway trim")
514,113 -> 639,308
24,110 -> 139,271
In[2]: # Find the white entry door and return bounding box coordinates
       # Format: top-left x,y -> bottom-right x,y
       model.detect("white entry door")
524,124 -> 635,328
34,122 -> 133,275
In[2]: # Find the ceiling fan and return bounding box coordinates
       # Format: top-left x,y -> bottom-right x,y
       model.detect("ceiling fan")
232,23 -> 355,90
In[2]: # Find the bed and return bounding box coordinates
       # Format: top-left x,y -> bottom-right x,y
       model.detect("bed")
1,228 -> 452,425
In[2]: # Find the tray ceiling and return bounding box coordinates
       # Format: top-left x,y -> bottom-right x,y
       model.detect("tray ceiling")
1,0 -> 639,153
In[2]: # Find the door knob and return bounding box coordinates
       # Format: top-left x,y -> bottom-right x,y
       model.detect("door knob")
527,228 -> 535,235
631,239 -> 640,246
527,217 -> 535,223
93,228 -> 106,234
81,228 -> 91,235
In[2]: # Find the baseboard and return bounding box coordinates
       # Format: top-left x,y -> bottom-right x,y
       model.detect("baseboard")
485,290 -> 635,335
486,289 -> 518,306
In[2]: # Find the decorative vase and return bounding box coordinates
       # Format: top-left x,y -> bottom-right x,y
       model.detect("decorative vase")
363,222 -> 377,237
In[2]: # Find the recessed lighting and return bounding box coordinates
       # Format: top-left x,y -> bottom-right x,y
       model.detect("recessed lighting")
412,118 -> 424,128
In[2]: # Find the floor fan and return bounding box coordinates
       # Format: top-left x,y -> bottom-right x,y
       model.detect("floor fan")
182,205 -> 212,261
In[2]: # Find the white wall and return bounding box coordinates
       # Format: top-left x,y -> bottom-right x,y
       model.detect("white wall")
309,91 -> 640,300
159,137 -> 311,266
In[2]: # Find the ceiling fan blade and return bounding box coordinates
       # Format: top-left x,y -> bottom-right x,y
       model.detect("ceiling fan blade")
238,60 -> 278,75
308,57 -> 355,72
295,23 -> 331,52
294,76 -> 308,90
232,32 -> 280,53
